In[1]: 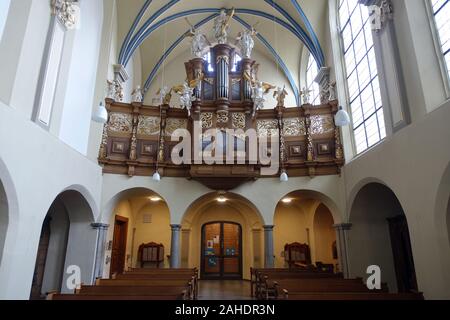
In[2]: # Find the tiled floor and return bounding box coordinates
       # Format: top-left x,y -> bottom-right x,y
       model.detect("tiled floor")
197,280 -> 254,300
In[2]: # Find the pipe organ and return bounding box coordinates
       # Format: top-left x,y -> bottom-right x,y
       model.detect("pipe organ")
99,43 -> 344,190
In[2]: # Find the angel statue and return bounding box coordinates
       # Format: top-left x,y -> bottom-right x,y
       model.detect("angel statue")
301,87 -> 312,104
273,85 -> 289,107
213,8 -> 235,44
243,71 -> 276,117
131,85 -> 143,103
185,18 -> 211,58
236,23 -> 258,58
106,80 -> 115,100
172,81 -> 195,116
155,86 -> 172,106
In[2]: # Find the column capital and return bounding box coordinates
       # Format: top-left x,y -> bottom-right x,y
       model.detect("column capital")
263,225 -> 274,230
51,0 -> 80,30
333,223 -> 352,231
170,224 -> 182,230
359,0 -> 393,33
91,223 -> 109,230
113,64 -> 130,83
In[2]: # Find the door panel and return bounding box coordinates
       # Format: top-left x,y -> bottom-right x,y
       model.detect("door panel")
201,222 -> 242,279
110,216 -> 128,276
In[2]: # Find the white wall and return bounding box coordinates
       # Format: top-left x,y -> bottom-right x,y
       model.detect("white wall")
59,0 -> 104,155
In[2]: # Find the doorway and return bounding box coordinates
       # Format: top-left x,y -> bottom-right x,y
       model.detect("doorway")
110,215 -> 128,276
201,222 -> 242,280
30,217 -> 51,300
387,215 -> 418,292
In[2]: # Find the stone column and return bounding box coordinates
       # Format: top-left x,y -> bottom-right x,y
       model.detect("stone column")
91,223 -> 109,281
333,223 -> 352,278
359,0 -> 410,133
263,225 -> 275,268
170,224 -> 182,268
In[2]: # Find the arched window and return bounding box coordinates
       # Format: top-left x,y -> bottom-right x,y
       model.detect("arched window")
430,0 -> 450,83
305,54 -> 320,105
0,0 -> 11,42
231,53 -> 242,72
203,51 -> 214,72
338,0 -> 386,154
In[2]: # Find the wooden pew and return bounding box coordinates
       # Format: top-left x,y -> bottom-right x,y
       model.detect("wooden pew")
281,291 -> 424,300
48,292 -> 186,300
112,273 -> 198,299
77,285 -> 189,297
93,279 -> 194,299
251,268 -> 342,298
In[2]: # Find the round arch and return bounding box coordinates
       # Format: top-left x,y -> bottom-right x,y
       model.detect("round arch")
0,157 -> 18,266
348,182 -> 418,293
102,187 -> 172,273
273,190 -> 339,269
275,189 -> 342,225
30,189 -> 97,299
181,191 -> 265,279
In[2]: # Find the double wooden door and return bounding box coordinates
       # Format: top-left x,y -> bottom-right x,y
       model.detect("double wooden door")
201,222 -> 242,279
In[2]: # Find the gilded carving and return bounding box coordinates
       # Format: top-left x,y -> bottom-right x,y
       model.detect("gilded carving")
283,117 -> 306,136
201,112 -> 214,129
335,127 -> 344,160
217,113 -> 229,124
310,115 -> 334,135
108,113 -> 132,133
232,113 -> 246,130
257,120 -> 278,137
216,55 -> 230,65
137,116 -> 161,136
165,118 -> 188,136
98,123 -> 109,159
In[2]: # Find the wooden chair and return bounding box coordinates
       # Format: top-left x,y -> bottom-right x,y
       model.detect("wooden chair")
137,242 -> 164,268
284,243 -> 312,268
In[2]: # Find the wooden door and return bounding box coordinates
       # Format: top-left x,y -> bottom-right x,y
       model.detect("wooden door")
110,215 -> 128,276
201,222 -> 242,279
30,217 -> 51,300
387,215 -> 418,292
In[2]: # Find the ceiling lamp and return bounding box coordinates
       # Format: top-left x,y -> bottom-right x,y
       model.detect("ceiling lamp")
150,196 -> 162,202
152,171 -> 161,182
335,106 -> 351,127
92,101 -> 108,124
217,196 -> 227,203
280,170 -> 289,182
282,198 -> 292,204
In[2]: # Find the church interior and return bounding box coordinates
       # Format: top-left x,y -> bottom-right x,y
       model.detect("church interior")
1,0 -> 450,301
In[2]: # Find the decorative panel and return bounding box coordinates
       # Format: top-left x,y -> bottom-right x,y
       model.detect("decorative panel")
137,116 -> 160,136
232,113 -> 246,130
257,120 -> 278,137
310,115 -> 334,135
165,118 -> 188,136
108,113 -> 132,133
283,117 -> 306,136
201,112 -> 214,129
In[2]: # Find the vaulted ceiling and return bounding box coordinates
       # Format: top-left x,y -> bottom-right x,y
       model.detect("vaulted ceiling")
115,0 -> 329,99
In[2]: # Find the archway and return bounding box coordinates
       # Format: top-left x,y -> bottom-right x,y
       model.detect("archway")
30,190 -> 96,299
104,188 -> 171,276
274,191 -> 338,271
0,178 -> 8,265
348,183 -> 418,293
313,204 -> 338,268
182,192 -> 264,280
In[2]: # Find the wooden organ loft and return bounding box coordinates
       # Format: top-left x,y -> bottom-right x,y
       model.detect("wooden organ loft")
98,43 -> 344,190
